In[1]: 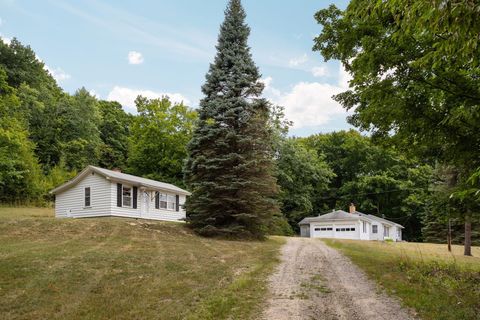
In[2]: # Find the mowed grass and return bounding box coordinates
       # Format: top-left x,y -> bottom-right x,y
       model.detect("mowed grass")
0,207 -> 283,320
323,239 -> 480,320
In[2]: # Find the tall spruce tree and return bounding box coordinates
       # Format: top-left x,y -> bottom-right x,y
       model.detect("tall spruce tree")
184,0 -> 279,239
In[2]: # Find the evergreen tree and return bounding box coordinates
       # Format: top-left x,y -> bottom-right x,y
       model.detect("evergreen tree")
184,0 -> 279,239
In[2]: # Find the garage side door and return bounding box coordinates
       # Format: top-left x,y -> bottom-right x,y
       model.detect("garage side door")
312,225 -> 333,238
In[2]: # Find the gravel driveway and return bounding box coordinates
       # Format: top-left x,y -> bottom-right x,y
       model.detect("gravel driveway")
261,237 -> 415,320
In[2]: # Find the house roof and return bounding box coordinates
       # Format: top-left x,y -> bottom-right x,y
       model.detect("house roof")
50,165 -> 191,195
298,209 -> 403,228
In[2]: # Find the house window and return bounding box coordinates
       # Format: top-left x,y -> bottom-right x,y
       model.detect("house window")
372,225 -> 378,234
384,226 -> 389,237
159,193 -> 168,209
167,195 -> 176,210
362,221 -> 367,233
157,194 -> 176,210
122,186 -> 132,207
84,187 -> 91,207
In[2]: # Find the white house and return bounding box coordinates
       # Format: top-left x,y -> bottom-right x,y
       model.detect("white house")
50,166 -> 190,222
299,204 -> 403,241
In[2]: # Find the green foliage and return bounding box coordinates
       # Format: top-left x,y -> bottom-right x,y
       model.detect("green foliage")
184,0 -> 279,239
55,88 -> 102,171
0,38 -> 60,93
313,0 -> 480,181
0,67 -> 43,202
128,96 -> 197,187
301,130 -> 432,240
98,100 -> 131,170
313,1 -> 479,248
422,165 -> 480,245
276,138 -> 333,230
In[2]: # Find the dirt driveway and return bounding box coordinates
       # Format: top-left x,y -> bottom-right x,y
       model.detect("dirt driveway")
261,238 -> 415,320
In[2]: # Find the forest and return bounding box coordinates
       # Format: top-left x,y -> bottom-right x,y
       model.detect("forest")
1,0 -> 479,246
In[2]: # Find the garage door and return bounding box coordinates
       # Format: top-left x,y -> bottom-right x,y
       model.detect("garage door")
312,225 -> 333,238
334,225 -> 357,239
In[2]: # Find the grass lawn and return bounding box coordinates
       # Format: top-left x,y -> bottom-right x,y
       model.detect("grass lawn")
0,207 -> 283,320
323,239 -> 480,320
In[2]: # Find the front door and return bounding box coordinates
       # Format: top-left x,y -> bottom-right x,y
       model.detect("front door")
142,191 -> 150,218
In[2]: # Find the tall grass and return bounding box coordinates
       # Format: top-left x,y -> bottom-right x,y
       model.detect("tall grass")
324,239 -> 480,320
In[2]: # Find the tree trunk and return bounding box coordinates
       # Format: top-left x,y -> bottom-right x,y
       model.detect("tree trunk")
447,219 -> 452,252
464,211 -> 472,256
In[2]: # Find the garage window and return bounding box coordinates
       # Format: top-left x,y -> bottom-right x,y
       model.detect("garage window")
314,227 -> 332,232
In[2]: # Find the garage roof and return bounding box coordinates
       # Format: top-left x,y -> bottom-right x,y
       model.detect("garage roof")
298,210 -> 403,228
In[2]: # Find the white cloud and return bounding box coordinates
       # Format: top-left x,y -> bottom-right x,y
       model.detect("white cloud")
128,51 -> 144,65
338,64 -> 352,88
311,65 -> 328,77
277,82 -> 347,128
88,90 -> 100,99
44,66 -> 71,82
262,65 -> 352,129
0,34 -> 11,45
259,76 -> 280,97
288,53 -> 308,67
107,86 -> 190,113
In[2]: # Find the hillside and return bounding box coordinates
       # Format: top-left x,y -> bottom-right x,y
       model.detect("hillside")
324,239 -> 480,320
0,208 -> 283,320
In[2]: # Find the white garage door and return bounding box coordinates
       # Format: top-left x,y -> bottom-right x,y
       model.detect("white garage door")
334,225 -> 357,239
312,225 -> 333,238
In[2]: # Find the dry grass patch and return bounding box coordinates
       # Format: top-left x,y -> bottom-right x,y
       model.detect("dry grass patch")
0,207 -> 283,320
324,239 -> 480,320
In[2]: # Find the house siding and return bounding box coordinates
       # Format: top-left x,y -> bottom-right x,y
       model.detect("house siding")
309,220 -> 363,240
300,225 -> 310,237
301,217 -> 403,241
55,172 -> 111,218
55,172 -> 188,223
138,190 -> 186,222
109,181 -> 141,218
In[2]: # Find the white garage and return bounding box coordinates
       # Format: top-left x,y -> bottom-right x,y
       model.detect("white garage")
311,225 -> 333,238
299,205 -> 404,241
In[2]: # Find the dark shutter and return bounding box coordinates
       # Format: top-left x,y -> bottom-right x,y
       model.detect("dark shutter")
175,195 -> 180,212
155,192 -> 159,209
133,187 -> 138,209
117,183 -> 122,207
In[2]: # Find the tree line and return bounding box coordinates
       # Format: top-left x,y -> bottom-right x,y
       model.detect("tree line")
1,0 -> 478,250
0,38 -> 196,205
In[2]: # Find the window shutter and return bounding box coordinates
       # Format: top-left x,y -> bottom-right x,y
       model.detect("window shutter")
155,192 -> 159,209
133,187 -> 138,209
117,183 -> 122,207
175,195 -> 179,212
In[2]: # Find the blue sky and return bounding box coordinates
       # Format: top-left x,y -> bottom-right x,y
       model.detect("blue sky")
0,0 -> 352,136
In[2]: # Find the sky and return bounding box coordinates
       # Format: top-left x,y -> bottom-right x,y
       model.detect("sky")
0,0 -> 352,136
